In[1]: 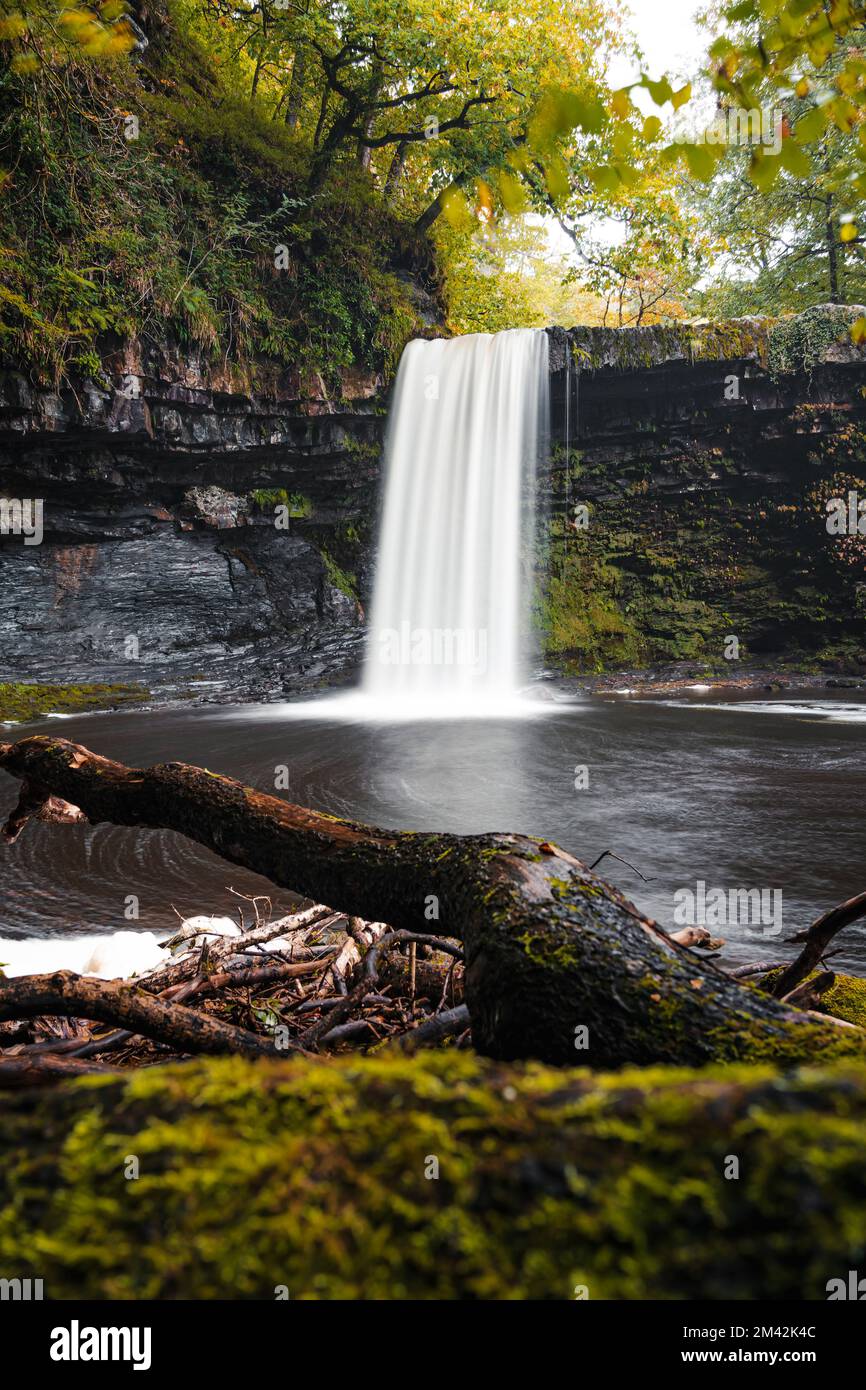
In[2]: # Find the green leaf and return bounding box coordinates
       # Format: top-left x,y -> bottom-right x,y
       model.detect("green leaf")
748,150 -> 781,190
587,163 -> 620,194
726,0 -> 758,19
779,140 -> 812,176
683,143 -> 718,180
645,75 -> 674,106
795,105 -> 828,142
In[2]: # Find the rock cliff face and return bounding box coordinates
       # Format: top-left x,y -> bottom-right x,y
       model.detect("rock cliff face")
544,307 -> 866,674
2,306 -> 866,701
0,339 -> 386,699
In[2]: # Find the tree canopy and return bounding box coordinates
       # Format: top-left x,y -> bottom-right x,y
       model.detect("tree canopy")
5,0 -> 866,366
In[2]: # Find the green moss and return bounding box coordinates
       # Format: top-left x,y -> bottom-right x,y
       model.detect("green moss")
767,304 -> 859,378
536,542 -> 644,672
539,413 -> 866,675
759,969 -> 866,1029
3,1051 -> 866,1299
823,974 -> 866,1027
319,547 -> 359,601
0,682 -> 148,724
251,489 -> 312,518
565,317 -> 774,376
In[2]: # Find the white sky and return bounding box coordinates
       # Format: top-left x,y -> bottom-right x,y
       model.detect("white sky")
613,0 -> 706,89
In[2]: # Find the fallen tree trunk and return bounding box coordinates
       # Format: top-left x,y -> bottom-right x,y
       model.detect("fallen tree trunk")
2,1050 -> 866,1299
0,734 -> 863,1068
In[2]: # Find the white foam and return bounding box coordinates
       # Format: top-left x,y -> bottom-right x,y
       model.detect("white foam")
231,687 -> 557,724
0,913 -> 319,980
647,698 -> 866,723
0,930 -> 169,980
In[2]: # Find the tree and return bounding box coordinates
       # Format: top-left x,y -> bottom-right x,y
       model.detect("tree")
193,0 -> 627,222
685,11 -> 866,313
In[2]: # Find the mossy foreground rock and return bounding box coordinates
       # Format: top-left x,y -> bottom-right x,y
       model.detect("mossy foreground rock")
2,1052 -> 866,1300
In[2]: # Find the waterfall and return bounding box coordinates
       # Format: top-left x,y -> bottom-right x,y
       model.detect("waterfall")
362,328 -> 548,713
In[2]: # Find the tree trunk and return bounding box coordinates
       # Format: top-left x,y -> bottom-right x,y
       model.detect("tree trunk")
285,45 -> 306,131
250,10 -> 267,102
3,1049 -> 866,1298
309,97 -> 357,191
312,87 -> 329,149
1,735 -> 862,1068
0,969 -> 288,1057
826,195 -> 841,303
357,112 -> 376,171
384,139 -> 409,202
415,183 -> 457,234
356,58 -> 382,171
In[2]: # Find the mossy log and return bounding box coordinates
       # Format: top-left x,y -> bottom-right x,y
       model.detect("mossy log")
2,1051 -> 866,1299
0,734 -> 863,1068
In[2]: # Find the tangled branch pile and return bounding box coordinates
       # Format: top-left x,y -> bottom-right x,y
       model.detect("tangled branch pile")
0,896 -> 469,1085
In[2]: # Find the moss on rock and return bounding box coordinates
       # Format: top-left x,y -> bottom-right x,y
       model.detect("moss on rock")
0,683 -> 148,725
2,1051 -> 866,1300
760,969 -> 866,1029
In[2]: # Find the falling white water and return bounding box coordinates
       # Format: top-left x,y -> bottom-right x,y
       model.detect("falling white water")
362,328 -> 548,715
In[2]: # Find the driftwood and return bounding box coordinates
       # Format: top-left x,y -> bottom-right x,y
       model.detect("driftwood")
0,970 -> 294,1057
0,1050 -> 112,1086
135,905 -> 339,994
0,734 -> 864,1068
781,970 -> 838,1011
768,889 -> 866,999
396,1003 -> 470,1052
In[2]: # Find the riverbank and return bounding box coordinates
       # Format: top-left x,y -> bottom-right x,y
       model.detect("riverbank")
572,662 -> 866,697
4,656 -> 863,727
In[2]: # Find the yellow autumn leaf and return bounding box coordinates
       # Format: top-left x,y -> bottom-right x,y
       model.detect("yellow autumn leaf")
610,88 -> 630,120
475,178 -> 494,223
671,82 -> 691,111
497,168 -> 526,214
59,8 -> 96,29
441,185 -> 471,229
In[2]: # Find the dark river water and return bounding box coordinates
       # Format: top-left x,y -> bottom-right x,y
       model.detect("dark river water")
1,686 -> 864,973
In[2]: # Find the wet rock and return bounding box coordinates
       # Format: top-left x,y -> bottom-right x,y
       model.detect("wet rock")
181,485 -> 250,529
